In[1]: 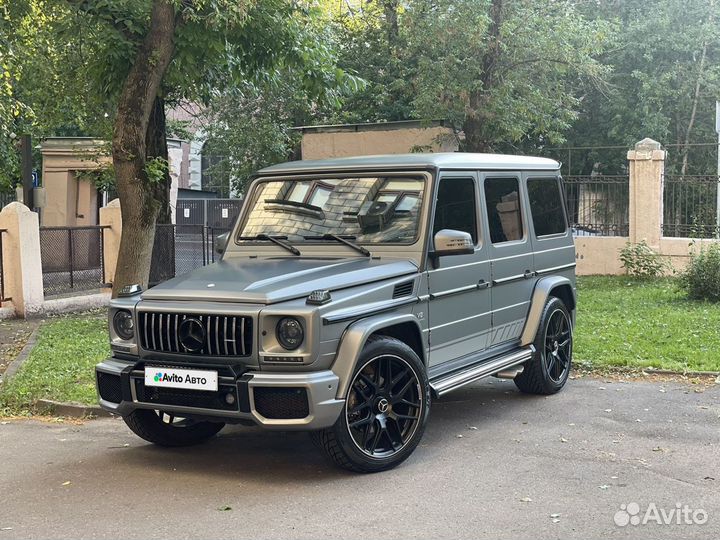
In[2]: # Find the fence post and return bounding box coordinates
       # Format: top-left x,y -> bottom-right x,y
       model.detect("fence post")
627,138 -> 665,248
0,202 -> 44,316
99,198 -> 122,287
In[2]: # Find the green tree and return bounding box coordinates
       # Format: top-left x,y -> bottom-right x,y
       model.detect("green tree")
570,0 -> 720,175
406,0 -> 611,152
57,0 -> 354,295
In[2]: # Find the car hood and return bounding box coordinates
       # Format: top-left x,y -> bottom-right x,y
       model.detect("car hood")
140,256 -> 418,304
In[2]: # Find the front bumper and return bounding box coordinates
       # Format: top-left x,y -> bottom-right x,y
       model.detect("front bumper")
95,357 -> 344,430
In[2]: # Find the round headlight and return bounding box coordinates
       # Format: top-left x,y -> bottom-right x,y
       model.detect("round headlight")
113,310 -> 135,341
276,317 -> 304,350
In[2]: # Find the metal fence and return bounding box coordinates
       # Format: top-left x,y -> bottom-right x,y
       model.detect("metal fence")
662,175 -> 720,238
150,225 -> 230,287
563,175 -> 630,236
176,198 -> 243,230
39,226 -> 109,297
0,191 -> 15,209
0,229 -> 9,306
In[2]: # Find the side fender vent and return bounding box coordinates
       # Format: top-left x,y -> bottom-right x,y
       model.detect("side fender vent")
392,280 -> 414,299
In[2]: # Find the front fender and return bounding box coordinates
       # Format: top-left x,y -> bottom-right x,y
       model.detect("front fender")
520,276 -> 576,346
331,312 -> 423,399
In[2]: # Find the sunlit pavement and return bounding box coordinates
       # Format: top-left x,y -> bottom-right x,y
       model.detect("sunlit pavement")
1,376 -> 718,540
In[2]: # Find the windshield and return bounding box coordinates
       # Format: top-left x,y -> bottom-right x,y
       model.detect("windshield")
237,175 -> 426,244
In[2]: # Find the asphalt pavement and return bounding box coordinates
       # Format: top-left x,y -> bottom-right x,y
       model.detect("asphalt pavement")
1,375 -> 718,540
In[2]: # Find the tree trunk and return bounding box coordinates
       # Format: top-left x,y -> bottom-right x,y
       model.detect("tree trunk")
463,0 -> 504,153
146,95 -> 172,225
111,1 -> 176,297
680,40 -> 708,177
381,0 -> 400,48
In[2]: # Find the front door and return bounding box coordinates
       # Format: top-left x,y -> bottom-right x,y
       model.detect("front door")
482,173 -> 535,346
427,173 -> 492,367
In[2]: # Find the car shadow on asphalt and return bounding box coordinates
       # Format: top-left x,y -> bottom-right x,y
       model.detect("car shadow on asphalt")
99,379 -> 546,481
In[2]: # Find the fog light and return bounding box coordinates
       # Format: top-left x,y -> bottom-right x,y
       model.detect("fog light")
225,393 -> 236,405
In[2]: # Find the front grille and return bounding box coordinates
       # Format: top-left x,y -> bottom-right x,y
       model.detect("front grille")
253,387 -> 309,419
133,379 -> 239,411
97,372 -> 123,403
138,312 -> 253,357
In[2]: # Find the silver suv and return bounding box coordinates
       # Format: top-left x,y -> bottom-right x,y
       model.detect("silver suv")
96,153 -> 576,472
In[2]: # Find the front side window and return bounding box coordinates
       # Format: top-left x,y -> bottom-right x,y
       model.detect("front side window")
484,177 -> 523,243
527,177 -> 567,236
238,175 -> 426,244
433,177 -> 478,243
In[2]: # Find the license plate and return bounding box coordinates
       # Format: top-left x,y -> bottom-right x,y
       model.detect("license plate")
145,366 -> 218,391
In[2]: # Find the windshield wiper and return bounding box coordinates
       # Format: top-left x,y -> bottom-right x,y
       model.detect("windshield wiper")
238,234 -> 301,256
303,234 -> 371,257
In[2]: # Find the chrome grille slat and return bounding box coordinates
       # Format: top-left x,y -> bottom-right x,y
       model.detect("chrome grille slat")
231,317 -> 237,356
139,311 -> 252,357
151,313 -> 157,351
240,317 -> 246,356
223,317 -> 229,356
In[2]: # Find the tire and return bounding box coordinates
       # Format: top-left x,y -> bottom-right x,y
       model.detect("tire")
311,335 -> 431,473
123,409 -> 225,447
514,296 -> 573,395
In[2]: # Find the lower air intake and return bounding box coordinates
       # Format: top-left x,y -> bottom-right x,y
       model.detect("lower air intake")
97,372 -> 123,403
253,387 -> 309,419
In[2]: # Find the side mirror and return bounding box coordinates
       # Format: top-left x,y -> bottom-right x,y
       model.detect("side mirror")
215,232 -> 230,256
432,229 -> 474,257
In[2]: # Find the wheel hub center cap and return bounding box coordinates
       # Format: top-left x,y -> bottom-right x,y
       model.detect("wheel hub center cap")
376,397 -> 390,414
553,340 -> 559,352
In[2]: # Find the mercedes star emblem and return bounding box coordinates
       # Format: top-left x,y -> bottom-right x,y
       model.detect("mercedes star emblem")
178,317 -> 206,352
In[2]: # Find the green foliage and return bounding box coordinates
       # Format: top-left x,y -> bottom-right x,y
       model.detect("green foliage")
144,156 -> 168,186
680,242 -> 720,302
0,314 -> 110,413
619,240 -> 671,278
574,276 -> 720,372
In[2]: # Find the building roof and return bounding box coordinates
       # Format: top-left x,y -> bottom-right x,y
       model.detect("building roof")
258,152 -> 561,174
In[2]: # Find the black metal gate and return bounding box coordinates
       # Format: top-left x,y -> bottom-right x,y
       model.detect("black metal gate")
39,226 -> 108,297
149,225 -> 230,287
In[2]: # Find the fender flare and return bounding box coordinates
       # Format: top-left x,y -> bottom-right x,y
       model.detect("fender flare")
331,312 -> 423,399
519,276 -> 576,346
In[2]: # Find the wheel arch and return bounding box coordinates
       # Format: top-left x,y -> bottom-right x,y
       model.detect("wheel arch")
520,276 -> 576,346
331,313 -> 425,399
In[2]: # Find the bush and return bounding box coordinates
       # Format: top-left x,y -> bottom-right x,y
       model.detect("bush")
619,240 -> 670,278
680,242 -> 720,302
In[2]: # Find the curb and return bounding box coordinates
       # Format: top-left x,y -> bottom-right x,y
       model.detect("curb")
35,399 -> 114,418
576,363 -> 720,381
0,323 -> 41,387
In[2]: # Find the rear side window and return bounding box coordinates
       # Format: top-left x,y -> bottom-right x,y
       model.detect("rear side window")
527,177 -> 567,236
433,177 -> 478,243
484,177 -> 523,243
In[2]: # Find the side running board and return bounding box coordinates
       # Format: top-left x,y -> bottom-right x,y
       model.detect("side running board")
430,347 -> 534,397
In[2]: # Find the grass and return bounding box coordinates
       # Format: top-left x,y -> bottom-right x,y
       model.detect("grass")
0,313 -> 109,414
574,276 -> 720,372
0,277 -> 717,415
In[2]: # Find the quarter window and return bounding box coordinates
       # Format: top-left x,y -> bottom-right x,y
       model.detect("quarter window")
484,177 -> 523,243
527,177 -> 567,236
433,177 -> 478,243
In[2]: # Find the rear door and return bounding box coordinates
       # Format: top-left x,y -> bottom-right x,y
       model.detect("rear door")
481,173 -> 534,346
427,172 -> 492,367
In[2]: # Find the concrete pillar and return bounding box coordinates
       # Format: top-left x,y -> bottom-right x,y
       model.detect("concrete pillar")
627,138 -> 665,248
99,198 -> 122,286
0,202 -> 44,316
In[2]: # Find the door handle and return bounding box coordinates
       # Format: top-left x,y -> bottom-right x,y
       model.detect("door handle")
477,280 -> 490,290
523,269 -> 535,279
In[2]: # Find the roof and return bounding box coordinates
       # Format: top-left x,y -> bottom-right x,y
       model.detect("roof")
258,153 -> 561,175
293,119 -> 448,133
